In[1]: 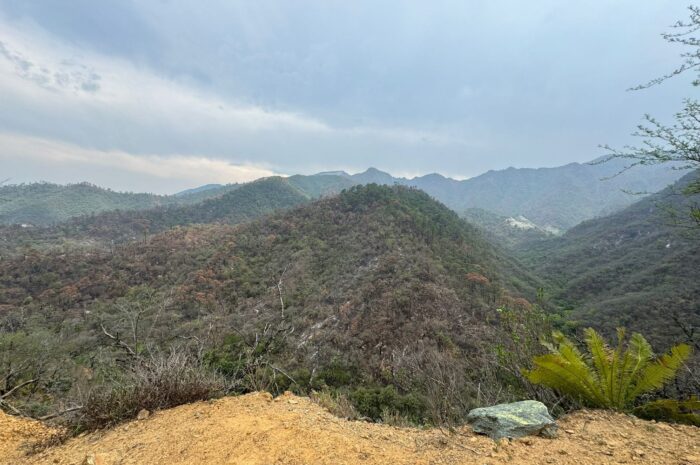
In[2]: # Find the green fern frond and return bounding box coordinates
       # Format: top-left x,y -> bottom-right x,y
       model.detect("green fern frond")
629,343 -> 692,399
524,327 -> 693,411
617,332 -> 654,406
524,332 -> 607,407
585,328 -> 612,403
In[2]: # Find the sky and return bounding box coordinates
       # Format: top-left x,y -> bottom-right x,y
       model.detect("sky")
0,0 -> 694,193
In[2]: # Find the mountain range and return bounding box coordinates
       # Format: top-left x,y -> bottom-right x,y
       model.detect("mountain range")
1,159 -> 697,426
2,158 -> 683,231
519,170 -> 700,347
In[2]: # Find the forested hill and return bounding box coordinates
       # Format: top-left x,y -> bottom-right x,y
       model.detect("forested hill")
314,159 -> 683,231
517,170 -> 700,347
0,177 -> 311,253
3,158 -> 682,231
0,184 -> 546,418
0,183 -> 179,226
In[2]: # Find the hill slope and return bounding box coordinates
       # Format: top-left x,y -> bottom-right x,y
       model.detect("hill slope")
0,183 -> 178,226
518,170 -> 700,347
0,185 -> 545,420
0,177 -> 311,251
461,208 -> 555,248
315,160 -> 684,230
0,175 -> 357,227
5,393 -> 699,465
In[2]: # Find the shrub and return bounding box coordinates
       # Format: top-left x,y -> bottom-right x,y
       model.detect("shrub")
310,390 -> 358,420
523,327 -> 692,411
633,397 -> 700,426
350,385 -> 426,423
67,348 -> 223,433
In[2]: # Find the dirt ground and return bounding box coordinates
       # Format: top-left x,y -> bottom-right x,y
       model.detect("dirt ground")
2,392 -> 699,465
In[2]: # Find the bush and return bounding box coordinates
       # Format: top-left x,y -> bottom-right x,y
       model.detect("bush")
67,348 -> 223,433
310,390 -> 358,420
523,327 -> 691,411
349,385 -> 425,423
633,398 -> 700,426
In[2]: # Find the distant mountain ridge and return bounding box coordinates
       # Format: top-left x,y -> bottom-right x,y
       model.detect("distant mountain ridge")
2,158 -> 685,230
309,160 -> 685,230
461,208 -> 556,248
518,170 -> 700,347
0,182 -> 177,226
0,175 -> 355,253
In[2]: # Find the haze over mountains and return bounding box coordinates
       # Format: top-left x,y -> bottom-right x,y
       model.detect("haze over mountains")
519,170 -> 700,347
1,157 -> 683,230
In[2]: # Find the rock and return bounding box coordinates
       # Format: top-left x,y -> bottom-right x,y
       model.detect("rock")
136,409 -> 150,420
82,454 -> 106,465
466,400 -> 558,440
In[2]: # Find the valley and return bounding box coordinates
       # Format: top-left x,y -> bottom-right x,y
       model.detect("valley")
0,161 -> 697,430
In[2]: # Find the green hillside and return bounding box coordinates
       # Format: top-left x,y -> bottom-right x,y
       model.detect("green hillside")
0,183 -> 177,226
517,170 -> 700,347
461,208 -> 555,248
0,184 -> 546,421
314,160 -> 684,230
0,177 -> 310,252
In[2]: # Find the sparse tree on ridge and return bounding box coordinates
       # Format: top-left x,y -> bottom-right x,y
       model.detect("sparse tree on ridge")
601,5 -> 700,226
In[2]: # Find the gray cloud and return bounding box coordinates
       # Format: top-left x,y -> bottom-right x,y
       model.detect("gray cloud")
0,1 -> 695,192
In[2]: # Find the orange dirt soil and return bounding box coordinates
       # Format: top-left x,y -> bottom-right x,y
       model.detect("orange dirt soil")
2,392 -> 699,465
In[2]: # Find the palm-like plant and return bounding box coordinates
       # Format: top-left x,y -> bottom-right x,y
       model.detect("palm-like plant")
523,328 -> 692,411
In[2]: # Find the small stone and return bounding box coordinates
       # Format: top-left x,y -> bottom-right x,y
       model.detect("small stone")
681,455 -> 700,463
633,449 -> 645,457
137,409 -> 150,420
288,399 -> 299,405
565,429 -> 575,434
82,454 -> 106,465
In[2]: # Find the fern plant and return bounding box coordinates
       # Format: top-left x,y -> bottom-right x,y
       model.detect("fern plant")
523,328 -> 692,411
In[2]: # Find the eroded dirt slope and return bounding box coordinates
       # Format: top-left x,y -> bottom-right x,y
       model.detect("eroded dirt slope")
2,392 -> 699,465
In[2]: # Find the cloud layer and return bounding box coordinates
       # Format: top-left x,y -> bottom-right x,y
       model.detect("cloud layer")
0,1 -> 694,192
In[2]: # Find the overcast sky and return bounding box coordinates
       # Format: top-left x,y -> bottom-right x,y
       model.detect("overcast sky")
0,1 -> 694,193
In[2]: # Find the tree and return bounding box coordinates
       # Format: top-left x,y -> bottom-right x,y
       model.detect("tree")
601,6 -> 700,226
523,328 -> 691,412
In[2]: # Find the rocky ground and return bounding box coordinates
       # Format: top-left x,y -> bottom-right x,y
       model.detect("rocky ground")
2,392 -> 699,465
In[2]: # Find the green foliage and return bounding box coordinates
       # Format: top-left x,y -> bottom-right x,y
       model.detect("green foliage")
0,183 -> 551,423
349,385 -> 426,423
633,397 -> 700,426
518,170 -> 700,348
523,328 -> 692,410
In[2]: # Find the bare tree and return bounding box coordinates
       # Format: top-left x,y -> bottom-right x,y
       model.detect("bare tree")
600,6 -> 700,226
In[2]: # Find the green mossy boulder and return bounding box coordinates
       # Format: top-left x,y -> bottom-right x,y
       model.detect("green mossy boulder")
467,400 -> 558,440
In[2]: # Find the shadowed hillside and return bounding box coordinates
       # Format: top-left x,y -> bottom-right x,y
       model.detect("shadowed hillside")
518,170 -> 700,347
0,183 -> 178,226
311,160 -> 684,230
0,177 -> 311,252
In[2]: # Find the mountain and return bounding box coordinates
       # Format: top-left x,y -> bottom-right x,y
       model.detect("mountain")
461,208 -> 556,248
517,170 -> 700,347
0,183 -> 177,226
309,160 -> 684,231
0,177 -> 311,252
0,184 -> 545,420
174,183 -> 225,197
2,159 -> 683,230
